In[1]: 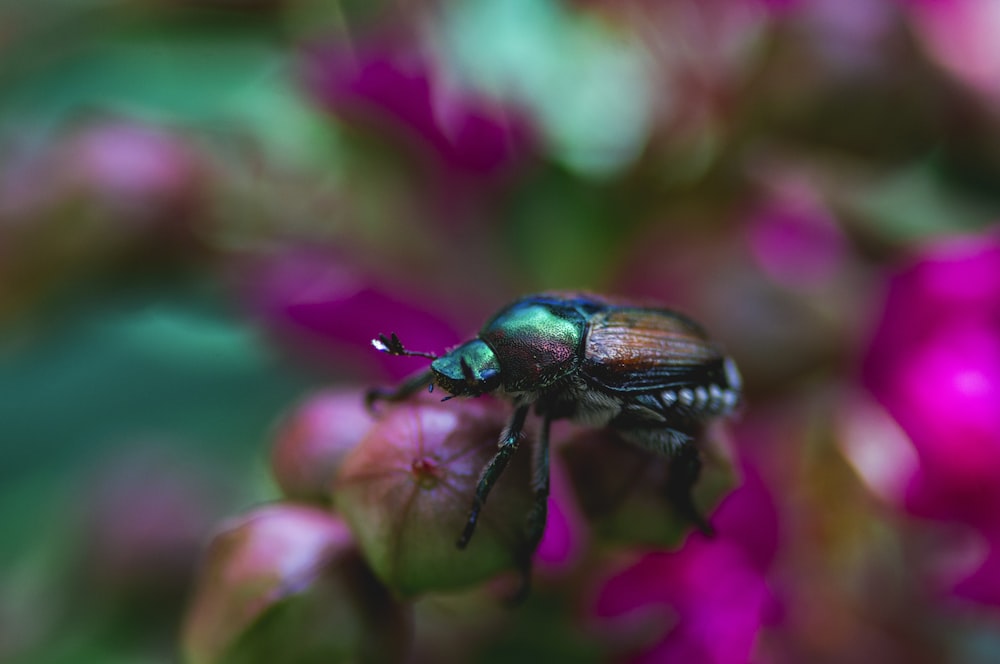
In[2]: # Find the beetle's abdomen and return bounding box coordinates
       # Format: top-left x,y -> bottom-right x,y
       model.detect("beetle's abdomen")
625,357 -> 740,418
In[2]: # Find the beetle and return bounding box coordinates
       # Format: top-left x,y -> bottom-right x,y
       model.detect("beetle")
366,292 -> 741,562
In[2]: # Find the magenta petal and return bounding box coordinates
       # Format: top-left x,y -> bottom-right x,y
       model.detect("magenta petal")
535,464 -> 587,571
594,551 -> 677,623
240,249 -> 461,378
534,496 -> 573,565
305,41 -> 532,178
865,234 -> 1000,395
746,200 -> 847,288
712,460 -> 781,573
909,0 -> 1000,102
890,325 -> 1000,476
633,545 -> 770,664
593,456 -> 778,664
596,542 -> 771,664
281,288 -> 460,377
950,534 -> 1000,606
68,123 -> 196,200
862,233 -> 1000,528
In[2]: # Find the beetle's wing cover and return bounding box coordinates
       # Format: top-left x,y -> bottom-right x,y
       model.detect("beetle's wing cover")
583,307 -> 727,393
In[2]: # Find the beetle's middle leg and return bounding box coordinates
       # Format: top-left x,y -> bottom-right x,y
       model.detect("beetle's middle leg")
507,412 -> 553,602
457,403 -> 530,549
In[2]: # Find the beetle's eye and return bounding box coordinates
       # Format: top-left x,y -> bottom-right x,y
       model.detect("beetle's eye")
479,368 -> 499,385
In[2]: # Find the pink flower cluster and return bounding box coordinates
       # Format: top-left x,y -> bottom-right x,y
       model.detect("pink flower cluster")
863,233 -> 1000,605
594,462 -> 779,663
305,39 -> 534,179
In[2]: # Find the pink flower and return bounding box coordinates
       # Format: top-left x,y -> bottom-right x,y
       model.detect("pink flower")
80,446 -> 233,608
861,232 -> 1000,603
951,529 -> 1000,605
534,456 -> 588,573
593,461 -> 779,664
0,120 -> 205,242
746,191 -> 848,290
894,324 -> 1000,521
182,505 -> 410,664
270,388 -> 377,504
66,123 -> 199,204
237,247 -> 462,379
907,0 -> 1000,104
305,38 -> 534,179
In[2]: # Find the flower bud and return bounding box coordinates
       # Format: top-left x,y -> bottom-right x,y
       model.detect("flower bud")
182,505 -> 410,664
333,400 -> 534,597
560,424 -> 738,548
270,388 -> 375,504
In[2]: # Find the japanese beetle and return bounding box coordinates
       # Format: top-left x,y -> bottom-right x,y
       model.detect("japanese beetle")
367,292 -> 741,566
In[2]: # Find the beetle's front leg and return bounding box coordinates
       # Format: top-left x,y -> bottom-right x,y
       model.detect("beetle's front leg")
364,369 -> 435,410
525,413 -> 551,552
456,404 -> 531,549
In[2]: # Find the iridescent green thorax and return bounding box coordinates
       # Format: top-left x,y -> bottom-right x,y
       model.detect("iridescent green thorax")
479,300 -> 587,391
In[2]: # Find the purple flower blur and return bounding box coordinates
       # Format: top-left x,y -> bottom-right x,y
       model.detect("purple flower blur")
746,187 -> 848,290
80,446 -> 234,610
271,388 -> 376,504
182,504 -> 410,664
238,247 -> 462,379
305,38 -> 534,179
534,458 -> 588,573
593,461 -> 779,664
907,0 -> 1000,104
863,232 -> 1000,604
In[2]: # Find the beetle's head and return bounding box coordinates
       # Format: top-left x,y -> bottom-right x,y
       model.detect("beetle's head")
431,340 -> 501,397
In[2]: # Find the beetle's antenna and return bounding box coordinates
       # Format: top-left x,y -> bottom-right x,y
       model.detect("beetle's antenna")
371,333 -> 438,359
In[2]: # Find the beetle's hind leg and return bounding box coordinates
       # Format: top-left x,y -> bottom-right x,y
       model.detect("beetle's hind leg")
364,369 -> 435,410
665,440 -> 715,537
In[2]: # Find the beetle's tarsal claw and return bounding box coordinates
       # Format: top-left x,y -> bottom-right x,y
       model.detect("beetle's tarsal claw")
456,506 -> 480,549
456,525 -> 473,549
505,565 -> 532,607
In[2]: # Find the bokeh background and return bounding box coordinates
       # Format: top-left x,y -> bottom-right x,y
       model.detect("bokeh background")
3,0 -> 1000,662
